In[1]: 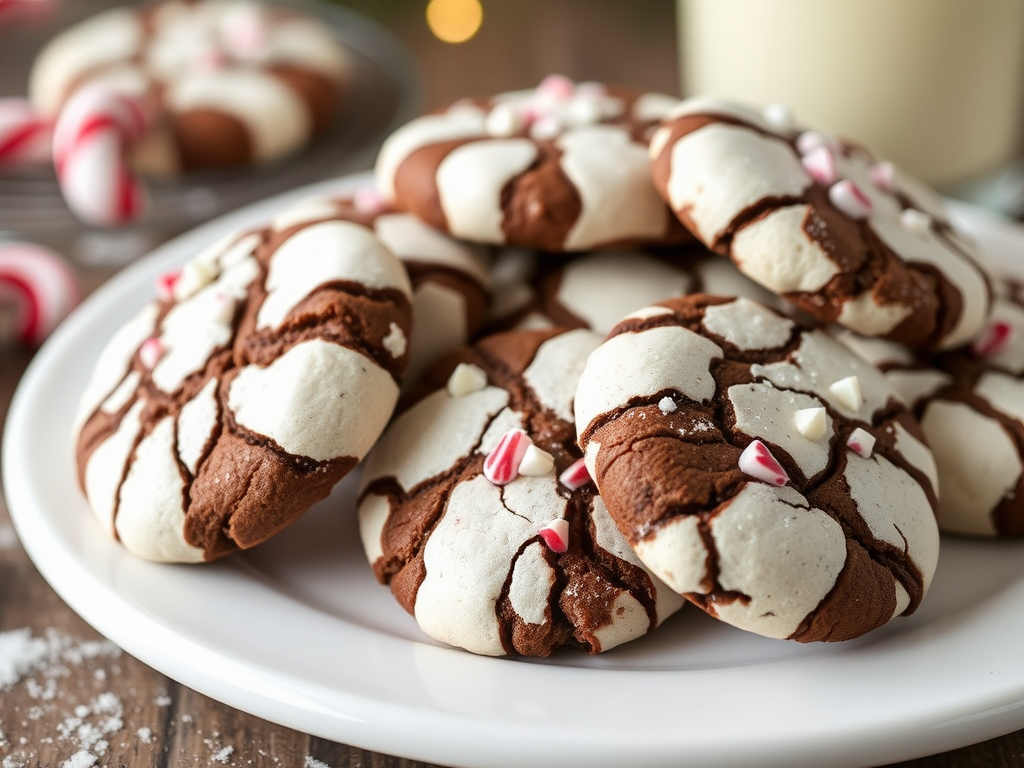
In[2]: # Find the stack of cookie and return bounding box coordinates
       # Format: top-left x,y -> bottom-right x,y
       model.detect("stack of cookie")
73,76 -> 1020,659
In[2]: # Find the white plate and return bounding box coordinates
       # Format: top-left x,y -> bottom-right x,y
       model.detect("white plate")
6,175 -> 1024,768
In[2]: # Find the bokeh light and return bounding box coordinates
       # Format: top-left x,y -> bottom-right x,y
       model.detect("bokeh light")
425,0 -> 483,44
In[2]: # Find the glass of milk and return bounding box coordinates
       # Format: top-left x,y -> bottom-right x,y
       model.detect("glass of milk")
677,0 -> 1024,210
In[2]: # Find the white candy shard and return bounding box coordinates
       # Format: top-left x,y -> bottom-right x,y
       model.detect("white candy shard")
794,406 -> 827,440
382,321 -> 406,358
899,208 -> 932,238
829,375 -> 863,412
761,103 -> 793,131
175,258 -> 218,300
446,362 -> 488,397
658,395 -> 678,414
846,427 -> 876,458
518,444 -> 555,476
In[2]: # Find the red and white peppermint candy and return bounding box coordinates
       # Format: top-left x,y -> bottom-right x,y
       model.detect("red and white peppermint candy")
139,336 -> 164,369
483,428 -> 532,485
846,427 -> 876,459
971,319 -> 1014,358
558,457 -> 592,491
0,242 -> 79,346
538,518 -> 569,553
801,145 -> 838,186
738,439 -> 790,486
52,84 -> 151,226
868,161 -> 895,193
0,98 -> 52,166
0,0 -> 55,24
828,179 -> 873,220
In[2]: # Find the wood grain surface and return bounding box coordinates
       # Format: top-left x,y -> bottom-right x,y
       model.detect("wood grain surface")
2,1 -> 1023,766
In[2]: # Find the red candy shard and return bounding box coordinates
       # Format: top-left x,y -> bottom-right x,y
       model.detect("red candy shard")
538,518 -> 569,553
558,457 -> 592,491
738,439 -> 790,486
801,145 -> 838,186
483,428 -> 532,485
971,320 -> 1014,358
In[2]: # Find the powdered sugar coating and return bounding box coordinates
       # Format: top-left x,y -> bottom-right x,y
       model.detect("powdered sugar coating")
271,193 -> 490,387
575,294 -> 939,641
74,212 -> 411,562
357,328 -> 684,657
650,96 -> 993,350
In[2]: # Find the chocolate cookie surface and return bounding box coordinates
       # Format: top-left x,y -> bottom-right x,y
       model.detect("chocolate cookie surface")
375,76 -> 688,252
31,0 -> 352,175
840,278 -> 1024,537
74,213 -> 412,562
358,327 -> 684,657
574,294 -> 940,642
649,97 -> 992,350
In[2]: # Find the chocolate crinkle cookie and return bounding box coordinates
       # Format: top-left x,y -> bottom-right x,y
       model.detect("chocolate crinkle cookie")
357,327 -> 685,657
374,75 -> 691,252
649,97 -> 993,351
73,212 -> 412,562
840,277 -> 1024,537
574,293 -> 941,642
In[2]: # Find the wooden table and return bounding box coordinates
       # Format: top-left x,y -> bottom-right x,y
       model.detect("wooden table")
2,2 -> 1024,766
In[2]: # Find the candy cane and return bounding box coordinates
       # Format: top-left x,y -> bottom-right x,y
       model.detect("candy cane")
0,0 -> 56,25
0,242 -> 79,346
0,99 -> 53,166
52,84 -> 150,227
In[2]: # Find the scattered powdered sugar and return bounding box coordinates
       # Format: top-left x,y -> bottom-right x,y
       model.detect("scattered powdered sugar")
0,627 -> 342,766
0,628 -> 119,692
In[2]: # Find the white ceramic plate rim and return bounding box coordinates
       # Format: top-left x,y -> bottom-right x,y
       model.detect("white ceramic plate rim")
6,174 -> 1024,768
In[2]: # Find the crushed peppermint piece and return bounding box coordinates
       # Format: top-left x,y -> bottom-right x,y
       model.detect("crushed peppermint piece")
794,406 -> 827,440
446,362 -> 488,397
518,444 -> 555,476
352,186 -> 389,215
174,259 -> 217,300
538,518 -> 569,553
829,179 -> 873,219
828,375 -> 863,412
801,145 -> 838,186
762,103 -> 793,131
899,208 -> 931,237
138,337 -> 163,369
483,428 -> 532,485
535,73 -> 575,101
155,270 -> 180,301
795,130 -> 836,156
738,439 -> 789,486
382,322 -> 406,358
485,102 -> 523,137
971,320 -> 1014,358
558,457 -> 591,490
846,427 -> 876,458
658,396 -> 677,414
529,114 -> 562,140
869,161 -> 895,192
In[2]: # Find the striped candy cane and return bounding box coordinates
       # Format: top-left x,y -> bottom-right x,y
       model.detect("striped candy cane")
0,0 -> 56,25
0,242 -> 80,346
0,98 -> 53,166
52,84 -> 151,226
